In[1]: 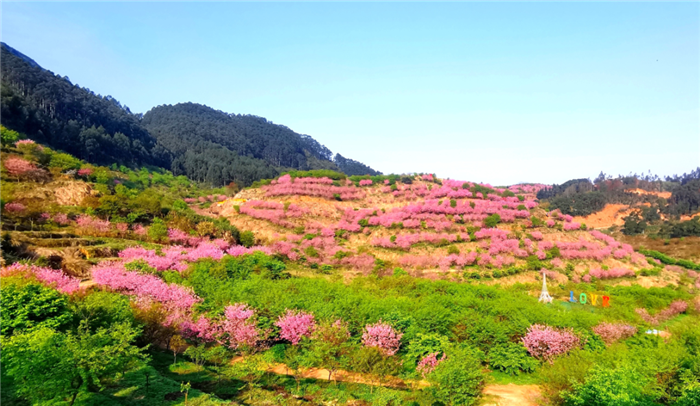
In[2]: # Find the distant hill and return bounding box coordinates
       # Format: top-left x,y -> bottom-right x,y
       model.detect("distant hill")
0,42 -> 170,169
0,43 -> 380,186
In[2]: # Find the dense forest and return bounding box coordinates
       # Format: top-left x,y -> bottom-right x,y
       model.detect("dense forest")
0,43 -> 170,169
0,42 -> 380,187
333,153 -> 382,176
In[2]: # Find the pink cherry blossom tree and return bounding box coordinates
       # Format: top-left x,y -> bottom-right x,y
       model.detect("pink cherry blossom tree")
362,320 -> 402,356
275,309 -> 316,345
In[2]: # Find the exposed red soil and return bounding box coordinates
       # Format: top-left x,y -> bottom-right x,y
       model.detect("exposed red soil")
573,204 -> 634,229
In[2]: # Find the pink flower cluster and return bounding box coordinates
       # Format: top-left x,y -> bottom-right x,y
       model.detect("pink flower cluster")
583,268 -> 635,282
75,215 -> 111,234
3,263 -> 80,294
226,245 -> 274,257
239,200 -> 307,228
77,168 -> 93,176
91,262 -> 201,312
168,228 -> 205,247
592,322 -> 637,345
133,224 -> 147,236
359,179 -> 373,186
522,324 -> 580,362
563,222 -> 581,231
553,239 -> 612,261
417,352 -> 446,377
275,309 -> 316,345
589,230 -> 621,248
180,303 -> 260,349
4,157 -> 38,176
362,320 -> 403,355
265,175 -> 365,201
366,199 -> 532,230
15,139 -> 36,146
474,228 -> 510,240
4,202 -> 26,213
53,213 -> 70,225
119,246 -> 190,272
635,300 -> 687,325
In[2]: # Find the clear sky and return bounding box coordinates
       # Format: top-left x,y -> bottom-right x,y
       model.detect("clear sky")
2,1 -> 698,185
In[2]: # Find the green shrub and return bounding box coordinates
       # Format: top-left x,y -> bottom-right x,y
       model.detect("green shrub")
0,283 -> 71,336
147,218 -> 168,242
240,230 -> 255,248
484,214 -> 501,228
488,343 -> 538,376
427,345 -> 485,406
563,365 -> 652,406
1,126 -> 20,146
49,152 -> 82,171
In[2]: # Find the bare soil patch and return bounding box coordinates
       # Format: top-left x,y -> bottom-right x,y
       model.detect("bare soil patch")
482,384 -> 541,406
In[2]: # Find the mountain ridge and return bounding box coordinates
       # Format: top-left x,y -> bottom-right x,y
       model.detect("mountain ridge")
0,42 -> 380,186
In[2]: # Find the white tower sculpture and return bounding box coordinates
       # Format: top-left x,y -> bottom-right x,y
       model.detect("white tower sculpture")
538,271 -> 553,303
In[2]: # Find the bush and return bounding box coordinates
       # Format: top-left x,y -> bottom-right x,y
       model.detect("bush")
488,342 -> 538,375
427,345 -> 486,406
147,218 -> 168,242
1,126 -> 20,146
240,230 -> 255,248
484,214 -> 501,228
563,365 -> 652,406
49,152 -> 82,171
0,283 -> 72,336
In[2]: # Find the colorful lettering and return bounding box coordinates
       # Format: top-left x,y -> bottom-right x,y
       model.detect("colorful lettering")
579,293 -> 587,304
602,295 -> 610,307
569,291 -> 577,302
591,294 -> 598,306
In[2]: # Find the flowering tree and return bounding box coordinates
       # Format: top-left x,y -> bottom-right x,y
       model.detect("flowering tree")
592,322 -> 637,345
222,304 -> 259,350
4,202 -> 26,213
522,324 -> 579,363
362,320 -> 403,356
4,157 -> 37,178
417,352 -> 447,377
635,300 -> 687,325
3,263 -> 80,294
275,309 -> 316,345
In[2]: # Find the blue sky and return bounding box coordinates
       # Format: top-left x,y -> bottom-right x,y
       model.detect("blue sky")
2,2 -> 698,185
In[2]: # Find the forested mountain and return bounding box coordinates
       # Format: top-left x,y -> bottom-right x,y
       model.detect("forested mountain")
0,42 -> 170,168
1,42 -> 380,186
334,153 -> 381,176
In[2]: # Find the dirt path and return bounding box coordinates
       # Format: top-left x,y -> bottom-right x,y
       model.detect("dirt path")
482,384 -> 541,406
232,357 -> 540,404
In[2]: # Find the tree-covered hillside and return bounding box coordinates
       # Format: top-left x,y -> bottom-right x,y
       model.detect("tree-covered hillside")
0,43 -> 170,169
0,43 -> 380,187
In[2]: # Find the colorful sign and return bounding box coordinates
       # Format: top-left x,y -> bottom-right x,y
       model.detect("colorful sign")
568,290 -> 610,307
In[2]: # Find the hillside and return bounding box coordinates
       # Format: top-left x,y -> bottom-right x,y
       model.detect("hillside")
3,135 -> 700,406
0,42 -> 380,187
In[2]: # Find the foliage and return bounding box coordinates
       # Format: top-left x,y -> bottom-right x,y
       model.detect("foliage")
563,365 -> 653,406
427,345 -> 486,406
1,321 -> 146,406
239,230 -> 255,248
488,342 -> 539,375
0,282 -> 72,336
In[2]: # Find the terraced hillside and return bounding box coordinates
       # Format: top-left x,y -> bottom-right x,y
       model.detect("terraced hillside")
3,133 -> 700,406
